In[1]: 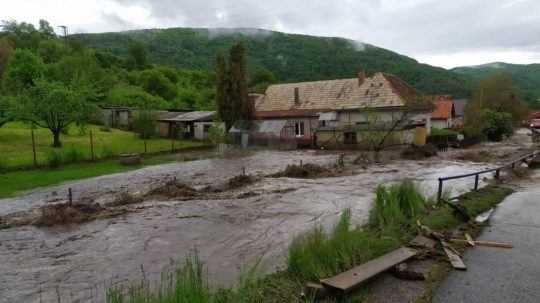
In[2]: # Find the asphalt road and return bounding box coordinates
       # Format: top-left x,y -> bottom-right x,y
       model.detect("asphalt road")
434,177 -> 540,303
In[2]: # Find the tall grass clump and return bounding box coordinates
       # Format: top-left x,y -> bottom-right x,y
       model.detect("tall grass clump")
288,209 -> 400,281
106,255 -> 261,303
63,146 -> 85,163
46,150 -> 63,168
368,180 -> 426,233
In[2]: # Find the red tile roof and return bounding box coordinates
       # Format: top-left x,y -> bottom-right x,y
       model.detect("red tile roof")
432,99 -> 454,120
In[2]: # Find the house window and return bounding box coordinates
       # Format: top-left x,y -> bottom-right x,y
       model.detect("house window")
295,121 -> 305,137
320,120 -> 326,127
203,124 -> 211,133
344,132 -> 357,145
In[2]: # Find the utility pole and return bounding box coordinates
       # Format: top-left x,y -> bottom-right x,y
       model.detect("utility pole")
58,25 -> 68,43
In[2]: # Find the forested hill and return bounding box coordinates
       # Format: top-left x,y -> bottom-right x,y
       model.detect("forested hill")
72,27 -> 471,97
453,62 -> 540,106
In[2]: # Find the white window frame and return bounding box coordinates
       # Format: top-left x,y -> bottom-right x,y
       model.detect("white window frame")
295,121 -> 305,137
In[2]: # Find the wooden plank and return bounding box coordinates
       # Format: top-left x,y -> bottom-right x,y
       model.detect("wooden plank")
475,208 -> 495,223
303,282 -> 330,299
442,245 -> 467,270
409,235 -> 437,249
465,233 -> 475,247
320,247 -> 417,292
451,239 -> 513,249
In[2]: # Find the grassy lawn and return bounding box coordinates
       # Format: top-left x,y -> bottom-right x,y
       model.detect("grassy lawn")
0,122 -> 208,169
0,160 -> 139,198
0,151 -> 215,199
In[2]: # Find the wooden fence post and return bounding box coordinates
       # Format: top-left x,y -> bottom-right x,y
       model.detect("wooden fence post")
89,130 -> 95,161
31,127 -> 37,167
437,178 -> 443,204
171,138 -> 175,153
474,174 -> 479,190
495,169 -> 500,179
144,140 -> 147,154
68,188 -> 73,206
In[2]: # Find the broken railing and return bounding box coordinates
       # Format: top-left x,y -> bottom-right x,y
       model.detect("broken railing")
437,150 -> 539,203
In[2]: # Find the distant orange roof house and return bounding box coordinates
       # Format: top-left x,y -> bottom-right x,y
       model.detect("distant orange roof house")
431,97 -> 456,129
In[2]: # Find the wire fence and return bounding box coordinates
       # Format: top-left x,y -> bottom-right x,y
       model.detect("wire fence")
0,125 -> 209,171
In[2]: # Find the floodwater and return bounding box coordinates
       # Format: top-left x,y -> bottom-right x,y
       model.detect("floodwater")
0,150 -> 495,303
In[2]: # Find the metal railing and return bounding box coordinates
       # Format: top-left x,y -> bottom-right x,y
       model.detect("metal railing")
437,150 -> 539,203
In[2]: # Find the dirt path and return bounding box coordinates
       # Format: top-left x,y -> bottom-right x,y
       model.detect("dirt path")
0,150 -> 496,303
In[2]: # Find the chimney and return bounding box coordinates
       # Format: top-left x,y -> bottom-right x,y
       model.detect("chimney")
358,71 -> 366,86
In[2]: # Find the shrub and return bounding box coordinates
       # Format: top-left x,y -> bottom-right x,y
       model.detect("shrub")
133,109 -> 157,139
46,150 -> 63,168
63,146 -> 84,163
100,146 -> 115,159
482,110 -> 514,141
100,125 -> 112,132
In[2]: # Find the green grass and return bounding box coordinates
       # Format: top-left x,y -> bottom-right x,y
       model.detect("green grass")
0,160 -> 139,198
0,152 -> 212,198
0,122 -> 207,169
105,182 -> 514,303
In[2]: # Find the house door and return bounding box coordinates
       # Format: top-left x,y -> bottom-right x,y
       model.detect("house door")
344,132 -> 357,145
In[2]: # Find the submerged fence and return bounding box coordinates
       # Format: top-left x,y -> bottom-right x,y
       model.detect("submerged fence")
437,150 -> 540,203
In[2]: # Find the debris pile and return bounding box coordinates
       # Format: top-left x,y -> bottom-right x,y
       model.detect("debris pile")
227,174 -> 257,189
146,180 -> 198,200
401,144 -> 438,160
303,216 -> 513,300
34,202 -> 105,227
270,163 -> 329,178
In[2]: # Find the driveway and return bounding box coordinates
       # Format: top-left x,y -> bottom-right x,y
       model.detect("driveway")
434,173 -> 540,303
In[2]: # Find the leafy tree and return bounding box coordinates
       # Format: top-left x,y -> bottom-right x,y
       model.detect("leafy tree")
133,109 -> 157,139
16,80 -> 96,147
249,66 -> 277,93
0,38 -> 13,78
468,73 -> 528,123
138,69 -> 177,100
2,49 -> 44,92
0,20 -> 42,50
127,40 -> 148,70
229,43 -> 252,122
215,44 -> 252,130
156,66 -> 179,83
215,53 -> 233,129
38,39 -> 68,63
38,19 -> 55,38
482,110 -> 513,141
107,84 -> 168,108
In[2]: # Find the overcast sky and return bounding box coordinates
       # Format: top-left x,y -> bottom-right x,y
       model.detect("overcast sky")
2,0 -> 539,69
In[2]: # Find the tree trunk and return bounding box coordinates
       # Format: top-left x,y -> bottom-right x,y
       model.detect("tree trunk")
52,130 -> 62,148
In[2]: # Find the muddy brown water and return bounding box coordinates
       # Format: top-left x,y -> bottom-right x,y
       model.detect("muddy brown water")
0,150 -> 495,303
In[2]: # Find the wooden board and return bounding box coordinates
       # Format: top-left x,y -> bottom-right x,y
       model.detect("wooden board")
451,239 -> 513,249
320,247 -> 417,292
443,246 -> 467,270
475,208 -> 495,223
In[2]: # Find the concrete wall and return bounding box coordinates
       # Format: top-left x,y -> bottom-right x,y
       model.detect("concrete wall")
194,122 -> 224,140
432,119 -> 451,129
333,110 -> 431,134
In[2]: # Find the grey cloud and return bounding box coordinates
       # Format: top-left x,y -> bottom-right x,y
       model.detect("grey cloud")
103,0 -> 540,66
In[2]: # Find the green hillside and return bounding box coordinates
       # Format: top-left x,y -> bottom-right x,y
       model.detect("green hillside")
72,27 -> 472,97
453,62 -> 540,106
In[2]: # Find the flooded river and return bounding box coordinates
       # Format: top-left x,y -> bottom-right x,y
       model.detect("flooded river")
0,150 -> 494,303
